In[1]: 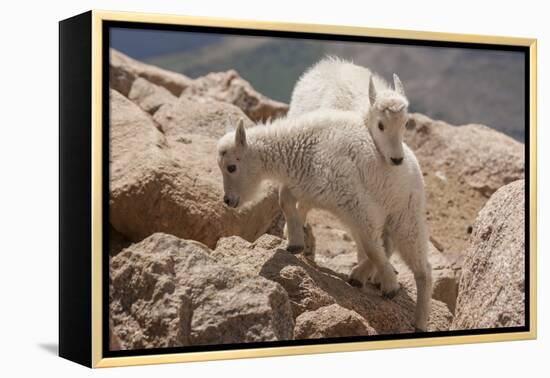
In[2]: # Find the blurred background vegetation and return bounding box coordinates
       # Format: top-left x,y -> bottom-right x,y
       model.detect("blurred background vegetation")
111,28 -> 525,141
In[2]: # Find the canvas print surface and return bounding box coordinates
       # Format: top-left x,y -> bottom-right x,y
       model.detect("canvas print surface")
107,26 -> 526,353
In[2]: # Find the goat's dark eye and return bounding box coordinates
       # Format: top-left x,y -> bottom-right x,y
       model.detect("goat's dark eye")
378,121 -> 384,131
227,164 -> 237,173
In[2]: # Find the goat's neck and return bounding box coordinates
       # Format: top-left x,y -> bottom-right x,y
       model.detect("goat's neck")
249,134 -> 291,183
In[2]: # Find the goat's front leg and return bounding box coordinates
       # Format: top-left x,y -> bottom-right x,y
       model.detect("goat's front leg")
279,186 -> 305,254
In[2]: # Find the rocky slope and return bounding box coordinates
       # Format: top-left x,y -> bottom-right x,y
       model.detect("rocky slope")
110,234 -> 294,349
111,49 -> 288,122
111,233 -> 453,349
108,49 -> 526,348
109,53 -> 286,249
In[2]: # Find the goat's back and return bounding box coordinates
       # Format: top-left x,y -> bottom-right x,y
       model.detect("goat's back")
289,58 -> 387,118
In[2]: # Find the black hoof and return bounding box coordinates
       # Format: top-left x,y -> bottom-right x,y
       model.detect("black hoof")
348,278 -> 363,288
286,245 -> 304,254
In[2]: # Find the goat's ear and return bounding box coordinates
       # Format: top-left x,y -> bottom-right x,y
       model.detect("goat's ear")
235,119 -> 247,148
405,116 -> 416,131
393,74 -> 405,96
368,76 -> 377,105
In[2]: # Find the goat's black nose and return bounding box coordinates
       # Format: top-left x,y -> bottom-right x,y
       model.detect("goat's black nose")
390,157 -> 403,165
223,195 -> 230,205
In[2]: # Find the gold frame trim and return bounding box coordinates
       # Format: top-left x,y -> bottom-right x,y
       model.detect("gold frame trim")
90,9 -> 537,368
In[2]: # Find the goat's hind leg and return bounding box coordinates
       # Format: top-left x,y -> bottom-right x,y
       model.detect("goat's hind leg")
347,232 -> 376,288
296,201 -> 316,259
347,224 -> 398,297
369,230 -> 397,287
362,234 -> 400,297
283,201 -> 311,235
279,186 -> 305,254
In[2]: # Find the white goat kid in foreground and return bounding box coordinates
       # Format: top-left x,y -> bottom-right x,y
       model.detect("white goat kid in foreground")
217,111 -> 432,331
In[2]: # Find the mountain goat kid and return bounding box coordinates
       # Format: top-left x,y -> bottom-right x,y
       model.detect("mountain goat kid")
289,57 -> 428,289
216,111 -> 432,331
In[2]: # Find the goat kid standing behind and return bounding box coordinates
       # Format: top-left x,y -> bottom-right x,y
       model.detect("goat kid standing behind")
217,108 -> 432,331
287,58 -> 431,330
288,59 -> 424,277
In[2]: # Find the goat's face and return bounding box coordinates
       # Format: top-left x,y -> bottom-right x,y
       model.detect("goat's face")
367,74 -> 415,166
216,120 -> 261,208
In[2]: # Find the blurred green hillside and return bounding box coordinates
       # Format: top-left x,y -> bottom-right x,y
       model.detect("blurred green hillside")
147,37 -> 324,103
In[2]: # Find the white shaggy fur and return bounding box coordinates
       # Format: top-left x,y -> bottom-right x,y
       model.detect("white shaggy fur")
217,111 -> 433,331
289,57 -> 386,116
289,57 -> 416,165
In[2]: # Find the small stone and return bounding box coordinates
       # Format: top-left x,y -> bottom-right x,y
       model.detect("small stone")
429,236 -> 445,252
435,171 -> 448,182
176,137 -> 192,144
294,304 -> 376,339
